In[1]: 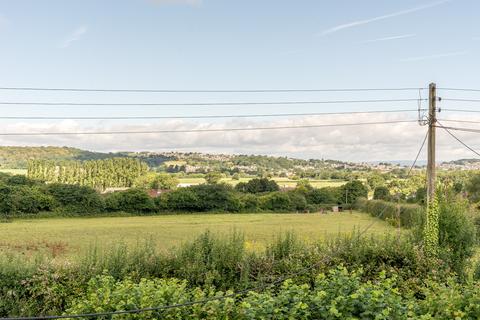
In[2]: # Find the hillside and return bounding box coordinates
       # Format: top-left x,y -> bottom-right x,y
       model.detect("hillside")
0,146 -> 113,169
0,147 -> 360,177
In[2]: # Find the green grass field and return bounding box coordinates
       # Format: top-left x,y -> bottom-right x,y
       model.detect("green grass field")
0,212 -> 395,259
0,168 -> 27,175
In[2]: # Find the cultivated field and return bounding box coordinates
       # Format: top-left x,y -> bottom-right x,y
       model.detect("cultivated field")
0,168 -> 27,175
0,212 -> 395,259
179,177 -> 347,188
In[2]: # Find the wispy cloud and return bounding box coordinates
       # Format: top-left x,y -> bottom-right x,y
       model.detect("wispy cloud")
399,50 -> 469,62
320,0 -> 452,36
149,0 -> 202,6
59,25 -> 87,48
360,34 -> 416,44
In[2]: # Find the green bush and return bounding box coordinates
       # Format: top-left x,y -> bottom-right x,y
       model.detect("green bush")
235,178 -> 279,194
373,186 -> 391,201
339,180 -> 368,205
104,188 -> 156,213
159,184 -> 241,212
156,188 -> 199,211
413,195 -> 477,277
46,183 -> 104,214
0,185 -> 56,216
258,192 -> 292,211
306,187 -> 339,205
63,267 -> 411,319
355,198 -> 423,228
286,191 -> 308,211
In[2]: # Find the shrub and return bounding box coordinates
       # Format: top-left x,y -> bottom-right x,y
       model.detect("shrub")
373,186 -> 391,201
436,197 -> 476,277
46,183 -> 104,214
238,193 -> 260,212
286,191 -> 308,211
355,198 -> 423,228
205,172 -> 223,184
160,184 -> 241,212
306,187 -> 339,205
104,188 -> 156,213
258,192 -> 292,211
157,188 -> 199,211
64,267 -> 408,319
339,180 -> 368,204
6,175 -> 39,186
0,185 -> 56,216
413,195 -> 477,277
235,178 -> 279,194
134,172 -> 178,190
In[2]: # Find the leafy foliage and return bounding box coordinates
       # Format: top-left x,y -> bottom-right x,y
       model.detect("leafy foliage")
46,183 -> 104,214
235,178 -> 279,194
28,158 -> 148,190
105,189 -> 156,213
356,198 -> 422,228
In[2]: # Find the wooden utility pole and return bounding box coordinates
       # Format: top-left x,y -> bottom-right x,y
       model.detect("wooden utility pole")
426,83 -> 437,202
424,82 -> 439,256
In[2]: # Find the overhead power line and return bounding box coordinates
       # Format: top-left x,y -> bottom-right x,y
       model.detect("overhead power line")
437,119 -> 480,124
0,120 -> 417,136
0,109 -> 420,120
442,98 -> 480,103
0,99 -> 425,107
0,86 -> 426,93
438,87 -> 480,92
436,121 -> 480,157
441,108 -> 480,113
433,125 -> 480,135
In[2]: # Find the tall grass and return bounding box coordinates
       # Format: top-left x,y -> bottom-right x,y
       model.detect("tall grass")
0,230 -> 439,317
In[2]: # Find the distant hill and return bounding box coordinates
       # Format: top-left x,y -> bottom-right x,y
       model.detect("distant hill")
442,159 -> 480,166
0,147 -> 355,177
0,146 -> 113,169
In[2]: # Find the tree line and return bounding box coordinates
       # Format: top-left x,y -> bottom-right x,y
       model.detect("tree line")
27,158 -> 148,190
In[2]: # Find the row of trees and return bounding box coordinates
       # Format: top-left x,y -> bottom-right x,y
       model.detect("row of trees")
0,173 -> 369,217
27,158 -> 148,190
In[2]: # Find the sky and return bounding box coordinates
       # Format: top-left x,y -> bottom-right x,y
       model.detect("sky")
0,0 -> 479,162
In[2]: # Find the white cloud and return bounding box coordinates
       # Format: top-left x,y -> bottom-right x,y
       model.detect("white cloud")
149,0 -> 202,6
360,34 -> 416,44
320,0 -> 452,36
399,50 -> 468,62
59,25 -> 87,48
0,113 -> 457,161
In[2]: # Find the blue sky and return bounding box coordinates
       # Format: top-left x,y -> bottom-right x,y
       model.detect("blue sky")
0,0 -> 479,161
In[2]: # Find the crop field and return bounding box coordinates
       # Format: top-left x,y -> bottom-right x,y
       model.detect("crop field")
178,177 -> 347,188
0,168 -> 27,175
0,212 -> 395,259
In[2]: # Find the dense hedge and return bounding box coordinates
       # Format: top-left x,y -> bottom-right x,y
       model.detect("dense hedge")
355,198 -> 423,228
63,267 -> 480,319
0,175 -> 357,216
0,175 -> 378,217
